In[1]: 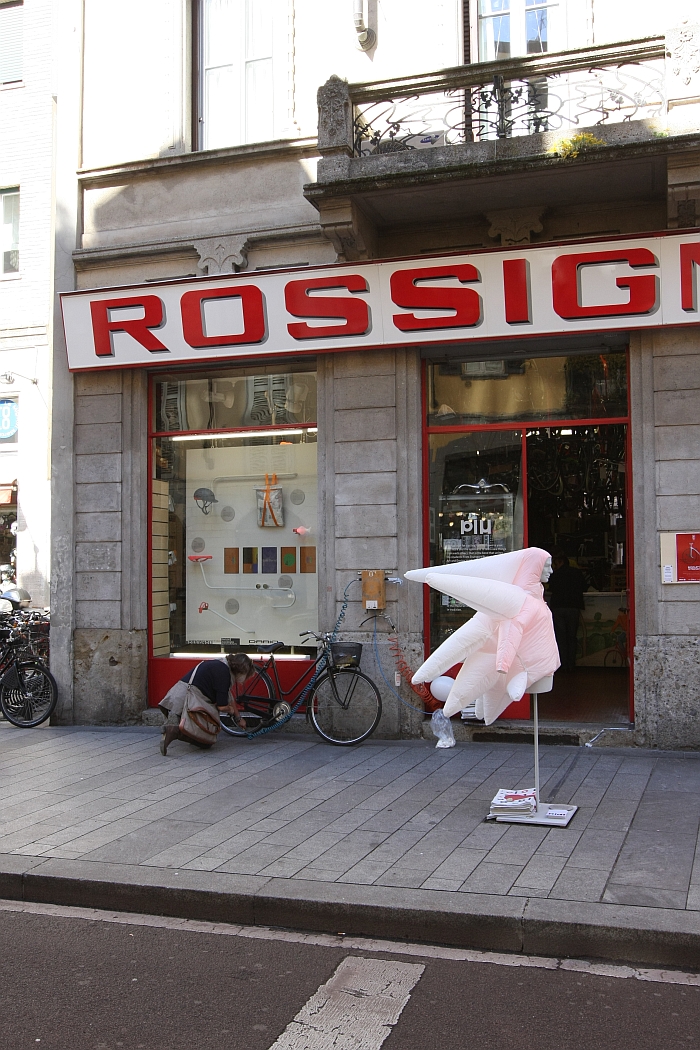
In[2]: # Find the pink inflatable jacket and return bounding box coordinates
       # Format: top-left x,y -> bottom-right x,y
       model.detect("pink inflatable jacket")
405,547 -> 560,725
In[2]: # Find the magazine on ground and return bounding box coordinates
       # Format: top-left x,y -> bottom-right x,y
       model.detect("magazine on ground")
489,788 -> 537,817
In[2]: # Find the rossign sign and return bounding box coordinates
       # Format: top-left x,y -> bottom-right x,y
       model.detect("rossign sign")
61,232 -> 700,370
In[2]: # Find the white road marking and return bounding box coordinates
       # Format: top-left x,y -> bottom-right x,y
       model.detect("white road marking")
266,956 -> 424,1050
0,898 -> 699,988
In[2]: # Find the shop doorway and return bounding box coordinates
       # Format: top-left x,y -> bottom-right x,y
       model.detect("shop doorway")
527,424 -> 629,722
425,350 -> 631,726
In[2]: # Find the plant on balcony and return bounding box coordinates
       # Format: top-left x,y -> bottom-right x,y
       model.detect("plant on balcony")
548,132 -> 606,159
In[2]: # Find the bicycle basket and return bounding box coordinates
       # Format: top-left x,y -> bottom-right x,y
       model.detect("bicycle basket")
330,642 -> 362,669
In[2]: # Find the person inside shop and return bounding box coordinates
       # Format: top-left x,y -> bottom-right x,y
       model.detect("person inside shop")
547,550 -> 587,673
159,653 -> 254,755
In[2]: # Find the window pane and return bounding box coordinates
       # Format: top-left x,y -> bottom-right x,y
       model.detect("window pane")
479,15 -> 510,60
203,65 -> 240,149
0,3 -> 23,85
246,56 -> 274,142
428,430 -> 523,651
1,191 -> 19,274
203,0 -> 238,68
526,8 -> 547,53
246,0 -> 273,61
426,354 -> 628,425
152,429 -> 318,655
154,371 -> 318,433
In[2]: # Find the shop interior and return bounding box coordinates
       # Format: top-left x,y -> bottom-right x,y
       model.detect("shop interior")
426,350 -> 631,725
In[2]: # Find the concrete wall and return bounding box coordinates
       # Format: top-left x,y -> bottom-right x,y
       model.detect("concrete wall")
632,327 -> 700,749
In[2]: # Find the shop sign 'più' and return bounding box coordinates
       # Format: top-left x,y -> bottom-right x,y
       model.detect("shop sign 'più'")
60,232 -> 700,371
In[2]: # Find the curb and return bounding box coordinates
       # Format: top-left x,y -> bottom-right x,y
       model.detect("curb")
2,855 -> 699,970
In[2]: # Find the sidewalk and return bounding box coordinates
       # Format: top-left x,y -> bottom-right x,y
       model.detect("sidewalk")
1,724 -> 699,968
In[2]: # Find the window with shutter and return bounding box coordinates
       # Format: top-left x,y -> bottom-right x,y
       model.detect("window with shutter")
0,1 -> 23,85
1,190 -> 19,274
196,0 -> 292,151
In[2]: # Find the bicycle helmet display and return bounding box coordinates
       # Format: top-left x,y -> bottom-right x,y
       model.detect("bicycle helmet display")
193,487 -> 218,514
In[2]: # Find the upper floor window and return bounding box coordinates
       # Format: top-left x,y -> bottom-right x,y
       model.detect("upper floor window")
1,189 -> 19,274
0,1 -> 23,85
477,0 -> 561,62
195,0 -> 292,151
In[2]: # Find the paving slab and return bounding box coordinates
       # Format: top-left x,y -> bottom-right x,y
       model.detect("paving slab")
2,725 -> 700,967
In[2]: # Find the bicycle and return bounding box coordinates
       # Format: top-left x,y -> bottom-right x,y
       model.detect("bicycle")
220,630 -> 382,746
0,631 -> 58,728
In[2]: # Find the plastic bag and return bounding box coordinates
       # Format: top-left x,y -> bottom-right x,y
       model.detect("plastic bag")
431,709 -> 455,749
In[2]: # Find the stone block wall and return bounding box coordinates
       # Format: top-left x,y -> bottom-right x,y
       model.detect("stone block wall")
632,327 -> 700,748
318,347 -> 425,738
67,368 -> 149,723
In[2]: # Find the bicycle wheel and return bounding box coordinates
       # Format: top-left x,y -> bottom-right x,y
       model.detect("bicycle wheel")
309,669 -> 382,745
0,659 -> 58,728
219,668 -> 275,737
604,649 -> 624,668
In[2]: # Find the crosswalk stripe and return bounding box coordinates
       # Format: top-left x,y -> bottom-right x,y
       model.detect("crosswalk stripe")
266,956 -> 424,1050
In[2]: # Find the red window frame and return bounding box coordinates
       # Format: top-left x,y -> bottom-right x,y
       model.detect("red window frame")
421,349 -> 635,723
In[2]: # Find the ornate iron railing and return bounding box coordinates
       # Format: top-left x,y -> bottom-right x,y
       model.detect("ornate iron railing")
347,39 -> 666,157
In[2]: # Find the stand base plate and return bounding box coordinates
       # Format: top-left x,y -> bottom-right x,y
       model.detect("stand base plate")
490,803 -> 577,827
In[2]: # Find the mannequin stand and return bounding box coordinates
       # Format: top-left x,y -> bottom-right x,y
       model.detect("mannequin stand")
492,676 -> 577,827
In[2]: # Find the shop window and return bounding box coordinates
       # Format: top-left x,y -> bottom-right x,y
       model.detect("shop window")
1,189 -> 19,274
194,0 -> 292,151
0,2 -> 22,86
151,368 -> 318,657
425,351 -> 631,724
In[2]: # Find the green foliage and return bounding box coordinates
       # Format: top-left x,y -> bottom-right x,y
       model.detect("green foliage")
548,132 -> 606,159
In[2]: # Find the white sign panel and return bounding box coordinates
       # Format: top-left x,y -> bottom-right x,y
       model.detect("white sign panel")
60,232 -> 700,370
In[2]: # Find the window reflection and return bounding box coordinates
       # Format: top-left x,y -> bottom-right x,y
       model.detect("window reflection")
426,353 -> 627,426
155,371 -> 317,432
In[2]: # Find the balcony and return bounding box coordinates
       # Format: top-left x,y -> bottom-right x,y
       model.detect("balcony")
305,36 -> 700,259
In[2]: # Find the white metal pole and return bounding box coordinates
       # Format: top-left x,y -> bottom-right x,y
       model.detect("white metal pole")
533,690 -> 540,809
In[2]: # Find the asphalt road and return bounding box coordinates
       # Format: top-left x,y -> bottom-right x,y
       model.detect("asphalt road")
0,906 -> 698,1050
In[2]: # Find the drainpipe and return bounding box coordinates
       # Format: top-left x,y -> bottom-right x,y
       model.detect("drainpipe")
353,0 -> 376,50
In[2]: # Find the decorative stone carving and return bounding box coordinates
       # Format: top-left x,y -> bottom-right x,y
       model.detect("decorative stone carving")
194,235 -> 250,275
485,208 -> 545,246
666,22 -> 700,134
317,75 -> 353,157
317,198 -> 377,262
667,22 -> 700,90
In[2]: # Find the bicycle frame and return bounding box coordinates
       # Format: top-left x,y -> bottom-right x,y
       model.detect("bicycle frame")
233,646 -> 328,719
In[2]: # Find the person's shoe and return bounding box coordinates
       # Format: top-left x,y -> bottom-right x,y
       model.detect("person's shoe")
160,725 -> 180,755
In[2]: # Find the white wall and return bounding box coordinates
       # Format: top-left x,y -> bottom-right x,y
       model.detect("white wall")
0,0 -> 54,606
591,0 -> 680,43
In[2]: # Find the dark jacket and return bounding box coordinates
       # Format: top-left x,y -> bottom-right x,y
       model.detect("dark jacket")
180,660 -> 231,708
548,564 -> 587,611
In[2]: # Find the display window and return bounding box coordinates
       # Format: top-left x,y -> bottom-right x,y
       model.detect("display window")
150,366 -> 318,666
425,349 -> 632,725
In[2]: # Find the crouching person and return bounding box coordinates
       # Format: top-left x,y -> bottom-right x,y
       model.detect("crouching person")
158,653 -> 254,755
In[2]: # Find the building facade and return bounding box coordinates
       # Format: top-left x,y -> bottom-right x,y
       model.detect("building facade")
0,0 -> 54,608
52,0 -> 700,749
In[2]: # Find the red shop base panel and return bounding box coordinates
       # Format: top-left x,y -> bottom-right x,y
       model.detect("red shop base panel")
148,655 -> 316,708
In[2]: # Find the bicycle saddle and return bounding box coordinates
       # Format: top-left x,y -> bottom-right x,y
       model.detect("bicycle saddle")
256,641 -> 285,654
